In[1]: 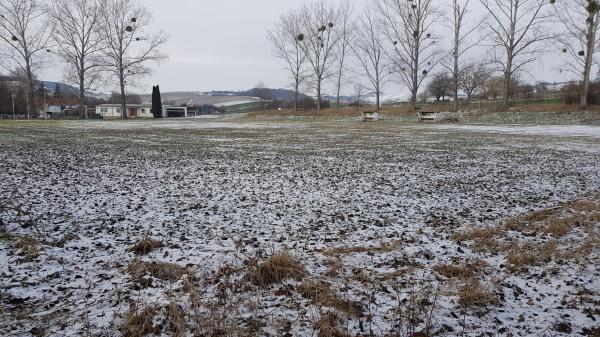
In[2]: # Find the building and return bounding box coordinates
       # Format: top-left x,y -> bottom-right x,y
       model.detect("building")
96,104 -> 154,118
96,104 -> 188,119
41,99 -> 83,119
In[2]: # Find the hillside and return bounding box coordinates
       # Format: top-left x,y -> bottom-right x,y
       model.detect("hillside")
139,88 -> 310,107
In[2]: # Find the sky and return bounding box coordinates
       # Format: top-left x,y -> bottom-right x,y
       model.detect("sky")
40,0 -> 573,98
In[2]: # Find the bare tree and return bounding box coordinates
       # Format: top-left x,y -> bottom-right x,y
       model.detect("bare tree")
352,83 -> 364,109
376,0 -> 443,111
98,0 -> 167,119
479,0 -> 554,106
554,0 -> 600,106
297,2 -> 340,111
458,62 -> 490,100
0,0 -> 52,118
352,6 -> 389,111
443,0 -> 482,110
47,0 -> 104,119
484,75 -> 504,100
426,71 -> 453,101
267,10 -> 307,111
334,0 -> 354,109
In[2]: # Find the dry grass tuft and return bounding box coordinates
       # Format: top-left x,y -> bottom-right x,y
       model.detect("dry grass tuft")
52,233 -> 79,248
506,245 -> 541,272
504,207 -> 560,232
322,241 -> 400,257
165,302 -> 186,337
129,237 -> 165,255
127,261 -> 192,288
433,260 -> 488,280
121,304 -> 160,337
297,280 -> 364,317
543,216 -> 580,237
248,251 -> 305,287
457,279 -> 498,308
471,237 -> 505,253
561,237 -> 599,261
324,258 -> 343,277
506,242 -> 557,272
566,199 -> 600,211
315,312 -> 351,337
452,227 -> 497,242
16,236 -> 40,262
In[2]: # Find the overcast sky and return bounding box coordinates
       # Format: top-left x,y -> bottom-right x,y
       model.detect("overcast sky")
40,0 -> 573,97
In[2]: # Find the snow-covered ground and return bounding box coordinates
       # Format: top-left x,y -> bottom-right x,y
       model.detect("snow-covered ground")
430,124 -> 600,139
0,121 -> 599,337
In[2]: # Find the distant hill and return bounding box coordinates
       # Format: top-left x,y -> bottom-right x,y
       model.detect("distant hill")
40,81 -> 80,95
140,88 -> 310,107
139,91 -> 261,106
239,88 -> 310,101
0,76 -> 106,98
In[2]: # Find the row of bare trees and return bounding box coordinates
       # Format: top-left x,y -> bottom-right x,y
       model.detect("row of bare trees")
0,0 -> 167,119
269,0 -> 600,111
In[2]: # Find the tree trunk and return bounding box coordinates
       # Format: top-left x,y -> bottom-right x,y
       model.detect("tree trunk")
79,57 -> 87,119
336,67 -> 342,109
503,68 -> 511,107
316,79 -> 321,112
120,75 -> 127,119
504,11 -> 516,108
411,39 -> 420,112
581,14 -> 596,106
453,57 -> 459,111
294,80 -> 299,111
453,19 -> 460,112
376,89 -> 380,111
25,60 -> 35,119
79,82 -> 86,119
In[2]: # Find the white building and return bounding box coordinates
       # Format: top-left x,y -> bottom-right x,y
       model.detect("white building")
96,104 -> 188,119
96,104 -> 153,118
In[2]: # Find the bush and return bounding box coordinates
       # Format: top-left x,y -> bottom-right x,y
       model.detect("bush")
561,82 -> 600,105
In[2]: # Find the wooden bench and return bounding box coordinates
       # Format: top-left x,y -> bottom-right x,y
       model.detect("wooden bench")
417,111 -> 438,122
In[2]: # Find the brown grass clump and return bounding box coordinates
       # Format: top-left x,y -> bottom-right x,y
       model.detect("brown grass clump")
315,312 -> 351,337
129,237 -> 164,255
543,216 -> 580,237
522,209 -> 555,224
471,237 -> 505,253
322,241 -> 400,257
452,227 -> 497,242
433,260 -> 488,280
248,251 -> 305,287
16,236 -> 40,262
457,280 -> 498,309
165,302 -> 186,337
52,233 -> 79,248
561,237 -> 599,262
503,207 -> 561,232
297,280 -> 364,317
505,242 -> 555,272
127,261 -> 192,288
121,304 -> 160,337
566,199 -> 600,211
324,258 -> 343,277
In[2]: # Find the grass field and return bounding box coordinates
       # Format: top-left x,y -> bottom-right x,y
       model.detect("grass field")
1,119 -> 599,337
